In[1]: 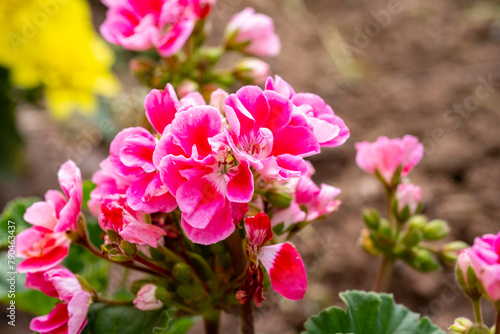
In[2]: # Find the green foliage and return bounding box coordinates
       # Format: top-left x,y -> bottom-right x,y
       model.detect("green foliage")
302,290 -> 444,334
0,197 -> 39,247
82,180 -> 96,211
82,305 -> 198,334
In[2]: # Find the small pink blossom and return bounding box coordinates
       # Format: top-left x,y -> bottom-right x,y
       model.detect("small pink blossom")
17,160 -> 82,273
239,213 -> 307,305
395,183 -> 422,214
26,266 -> 90,334
234,58 -> 270,85
468,231 -> 500,303
266,76 -> 350,148
134,284 -> 164,311
101,0 -> 215,57
225,7 -> 280,57
355,135 -> 424,183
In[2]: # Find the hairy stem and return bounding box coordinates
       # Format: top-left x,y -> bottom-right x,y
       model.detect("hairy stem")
471,297 -> 483,324
373,256 -> 395,292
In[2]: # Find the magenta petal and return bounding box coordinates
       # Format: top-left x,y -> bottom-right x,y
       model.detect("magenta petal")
45,190 -> 68,218
265,75 -> 295,99
67,291 -> 90,334
24,201 -> 58,230
181,201 -> 235,245
176,177 -> 225,229
54,192 -> 80,233
25,270 -> 59,299
126,173 -> 177,214
244,212 -> 272,248
235,86 -> 270,131
57,160 -> 82,202
226,161 -> 254,203
259,243 -> 307,300
262,90 -> 292,133
30,303 -> 68,333
170,106 -> 222,157
144,84 -> 179,134
120,220 -> 166,248
156,20 -> 195,57
17,244 -> 70,273
120,130 -> 157,173
272,125 -> 320,157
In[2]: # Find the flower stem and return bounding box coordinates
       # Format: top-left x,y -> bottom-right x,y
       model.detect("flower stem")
203,310 -> 220,334
373,256 -> 395,292
471,297 -> 483,324
94,295 -> 133,306
495,311 -> 500,334
240,301 -> 254,334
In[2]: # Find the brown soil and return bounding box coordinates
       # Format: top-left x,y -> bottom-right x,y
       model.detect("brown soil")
1,0 -> 500,333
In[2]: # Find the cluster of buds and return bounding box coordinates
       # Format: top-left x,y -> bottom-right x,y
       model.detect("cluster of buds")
356,136 -> 467,275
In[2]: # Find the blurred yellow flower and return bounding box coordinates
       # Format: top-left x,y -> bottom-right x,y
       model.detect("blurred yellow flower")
0,0 -> 120,120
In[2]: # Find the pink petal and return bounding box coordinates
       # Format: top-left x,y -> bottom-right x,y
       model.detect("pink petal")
265,75 -> 296,99
176,177 -> 225,229
120,129 -> 157,173
17,245 -> 70,273
156,20 -> 195,57
120,219 -> 167,248
244,212 -> 272,248
67,291 -> 90,334
226,160 -> 254,203
144,84 -> 179,134
262,90 -> 292,133
24,201 -> 58,230
126,173 -> 177,214
30,303 -> 69,333
259,243 -> 307,300
54,193 -> 80,233
272,125 -> 320,157
45,190 -> 68,218
57,160 -> 82,203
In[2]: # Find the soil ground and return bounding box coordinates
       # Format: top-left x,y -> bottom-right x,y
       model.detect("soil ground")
1,0 -> 500,333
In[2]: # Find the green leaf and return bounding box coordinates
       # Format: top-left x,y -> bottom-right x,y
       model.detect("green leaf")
302,290 -> 445,334
0,197 -> 39,247
82,180 -> 96,211
82,305 -> 192,334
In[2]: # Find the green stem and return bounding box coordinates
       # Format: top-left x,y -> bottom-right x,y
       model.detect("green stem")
203,310 -> 220,334
94,295 -> 133,306
495,311 -> 500,334
471,297 -> 483,324
373,256 -> 395,292
240,301 -> 254,334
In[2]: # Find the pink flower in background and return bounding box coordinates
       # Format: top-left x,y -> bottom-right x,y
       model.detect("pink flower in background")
395,183 -> 422,214
239,213 -> 307,304
157,106 -> 252,244
355,135 -> 423,183
17,160 -> 82,273
100,0 -> 215,57
225,7 -> 280,57
110,127 -> 177,214
266,75 -> 350,148
225,85 -> 319,180
468,231 -> 500,303
26,266 -> 90,334
134,284 -> 163,311
99,196 -> 166,248
233,58 -> 270,85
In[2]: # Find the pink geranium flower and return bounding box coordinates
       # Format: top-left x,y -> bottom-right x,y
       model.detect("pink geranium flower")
238,213 -> 307,305
26,266 -> 90,334
468,231 -> 500,303
17,160 -> 82,273
355,135 -> 424,183
266,75 -> 350,148
225,7 -> 280,57
101,0 -> 215,57
157,105 -> 252,244
99,196 -> 166,248
224,85 -> 320,180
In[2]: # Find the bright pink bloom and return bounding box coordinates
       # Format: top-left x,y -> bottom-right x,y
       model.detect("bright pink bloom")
110,127 -> 177,214
26,266 -> 90,334
224,85 -> 319,180
241,213 -> 307,303
395,183 -> 422,214
225,7 -> 280,57
134,284 -> 163,311
355,135 -> 424,183
17,160 -> 82,273
100,0 -> 214,57
157,106 -> 251,244
266,76 -> 350,148
468,231 -> 500,303
99,196 -> 166,247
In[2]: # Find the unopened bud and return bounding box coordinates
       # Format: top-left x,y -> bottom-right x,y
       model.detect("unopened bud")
409,249 -> 440,272
134,284 -> 163,311
209,88 -> 229,113
359,228 -> 381,256
265,188 -> 292,209
363,209 -> 380,230
173,262 -> 193,282
177,284 -> 195,302
107,229 -> 120,243
448,317 -> 473,334
441,241 -> 468,266
233,58 -> 270,85
408,215 -> 427,231
395,183 -> 422,217
423,220 -> 450,240
177,80 -> 199,98
456,248 -> 482,298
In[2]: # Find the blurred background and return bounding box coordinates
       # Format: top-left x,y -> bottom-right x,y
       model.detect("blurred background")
1,0 -> 500,333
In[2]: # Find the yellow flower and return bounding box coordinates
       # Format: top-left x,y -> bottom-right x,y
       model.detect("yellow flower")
0,0 -> 120,120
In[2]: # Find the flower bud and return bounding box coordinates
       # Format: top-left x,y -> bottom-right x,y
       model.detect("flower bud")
359,228 -> 381,256
448,317 -> 473,334
133,284 -> 163,311
456,248 -> 482,299
121,240 -> 137,257
209,89 -> 229,113
422,220 -> 450,240
363,209 -> 380,230
408,248 -> 440,272
177,284 -> 195,302
265,187 -> 292,209
177,80 -> 199,98
233,58 -> 270,85
395,183 -> 422,218
173,262 -> 193,283
441,241 -> 468,266
408,215 -> 427,231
